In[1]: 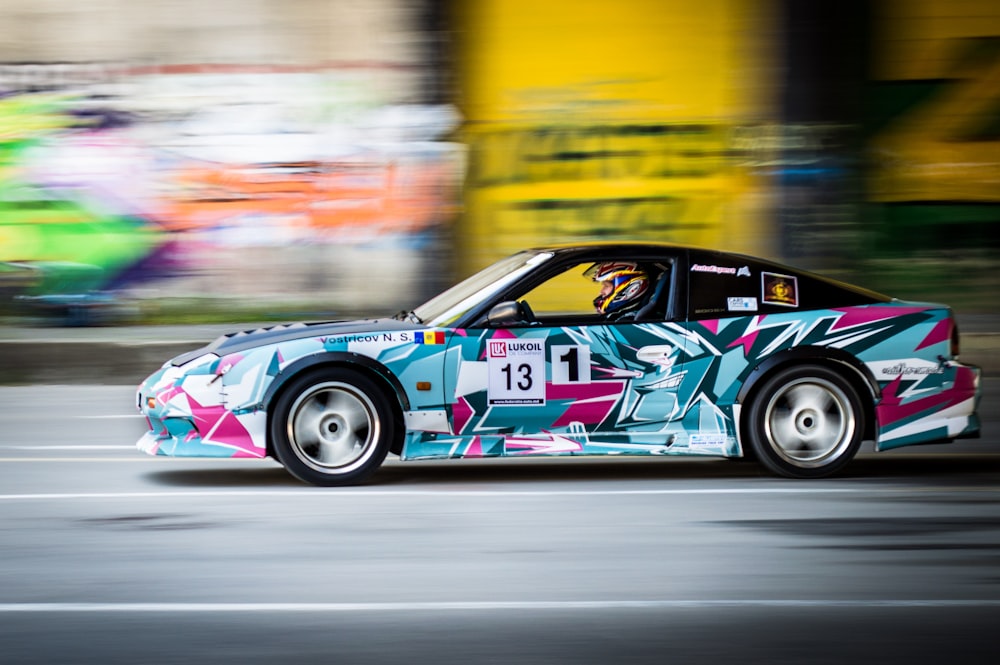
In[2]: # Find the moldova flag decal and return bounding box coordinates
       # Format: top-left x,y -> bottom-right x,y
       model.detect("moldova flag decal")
414,330 -> 446,345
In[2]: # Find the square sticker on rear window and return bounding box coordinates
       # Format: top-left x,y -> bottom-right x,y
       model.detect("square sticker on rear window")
762,272 -> 798,307
727,296 -> 758,312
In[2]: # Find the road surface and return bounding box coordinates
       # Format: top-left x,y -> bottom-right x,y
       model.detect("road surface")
0,380 -> 998,664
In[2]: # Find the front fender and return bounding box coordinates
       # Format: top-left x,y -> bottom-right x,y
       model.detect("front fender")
260,351 -> 411,413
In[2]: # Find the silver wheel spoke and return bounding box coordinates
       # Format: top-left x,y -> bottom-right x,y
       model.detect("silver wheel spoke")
326,392 -> 370,434
317,436 -> 358,465
819,412 -> 844,437
287,382 -> 379,472
764,375 -> 856,468
770,409 -> 801,449
787,384 -> 831,413
293,399 -> 326,449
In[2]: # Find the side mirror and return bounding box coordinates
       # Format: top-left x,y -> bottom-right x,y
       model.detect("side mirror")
487,301 -> 525,327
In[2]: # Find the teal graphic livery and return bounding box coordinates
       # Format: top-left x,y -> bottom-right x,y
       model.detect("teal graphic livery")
137,244 -> 981,485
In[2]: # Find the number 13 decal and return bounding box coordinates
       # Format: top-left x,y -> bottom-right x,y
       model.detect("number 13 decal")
551,345 -> 591,385
487,338 -> 546,405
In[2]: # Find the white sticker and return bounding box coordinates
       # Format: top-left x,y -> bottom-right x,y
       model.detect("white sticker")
551,345 -> 591,384
690,433 -> 727,448
727,296 -> 758,312
487,338 -> 546,405
636,345 -> 677,368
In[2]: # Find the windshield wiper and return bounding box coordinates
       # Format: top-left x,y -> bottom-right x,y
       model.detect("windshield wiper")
393,310 -> 422,324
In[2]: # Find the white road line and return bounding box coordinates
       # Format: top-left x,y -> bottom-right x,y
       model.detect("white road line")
0,445 -> 135,450
0,458 -> 172,463
78,415 -> 145,419
0,600 -> 998,613
0,488 -> 863,500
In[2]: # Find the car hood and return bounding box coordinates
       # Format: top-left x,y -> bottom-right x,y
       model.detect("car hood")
169,318 -> 424,366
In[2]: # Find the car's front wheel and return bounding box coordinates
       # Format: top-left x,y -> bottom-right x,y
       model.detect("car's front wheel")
744,364 -> 864,479
270,369 -> 395,486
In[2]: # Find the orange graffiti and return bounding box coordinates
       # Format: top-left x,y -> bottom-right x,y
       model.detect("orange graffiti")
156,159 -> 458,235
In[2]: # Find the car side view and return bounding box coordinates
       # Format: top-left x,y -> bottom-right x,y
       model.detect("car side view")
137,243 -> 982,485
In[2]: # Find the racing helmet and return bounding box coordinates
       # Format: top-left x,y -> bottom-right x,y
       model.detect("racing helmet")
585,261 -> 649,315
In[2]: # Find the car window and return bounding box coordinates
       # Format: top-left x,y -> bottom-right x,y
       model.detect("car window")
416,251 -> 554,326
518,263 -> 597,317
516,259 -> 676,325
686,253 -> 888,320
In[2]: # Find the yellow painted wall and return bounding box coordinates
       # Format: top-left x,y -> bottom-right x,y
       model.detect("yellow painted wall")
455,0 -> 778,273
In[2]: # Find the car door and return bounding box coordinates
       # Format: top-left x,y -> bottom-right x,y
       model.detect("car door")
443,255 -> 690,455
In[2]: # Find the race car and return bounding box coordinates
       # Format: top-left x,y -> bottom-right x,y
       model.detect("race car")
136,243 -> 982,485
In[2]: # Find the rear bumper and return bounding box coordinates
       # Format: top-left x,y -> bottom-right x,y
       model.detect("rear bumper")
875,362 -> 981,451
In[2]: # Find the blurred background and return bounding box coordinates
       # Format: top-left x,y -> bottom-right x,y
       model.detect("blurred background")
0,0 -> 997,326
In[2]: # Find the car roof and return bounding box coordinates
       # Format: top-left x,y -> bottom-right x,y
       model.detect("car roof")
531,241 -> 746,263
528,242 -> 891,301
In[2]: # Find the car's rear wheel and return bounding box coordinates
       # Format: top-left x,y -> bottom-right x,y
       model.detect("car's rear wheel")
744,364 -> 864,478
270,369 -> 394,486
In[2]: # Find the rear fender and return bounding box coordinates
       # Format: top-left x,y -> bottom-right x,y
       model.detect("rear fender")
736,346 -> 880,440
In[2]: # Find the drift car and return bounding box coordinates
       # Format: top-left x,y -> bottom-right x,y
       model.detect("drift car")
136,243 -> 981,485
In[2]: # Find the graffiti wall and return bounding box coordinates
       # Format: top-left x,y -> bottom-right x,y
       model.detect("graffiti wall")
0,63 -> 465,322
5,0 -> 997,323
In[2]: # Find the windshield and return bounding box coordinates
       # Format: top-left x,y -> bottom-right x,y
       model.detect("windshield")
413,251 -> 554,327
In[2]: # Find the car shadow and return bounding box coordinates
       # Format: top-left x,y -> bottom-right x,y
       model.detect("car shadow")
142,452 -> 1000,488
144,464 -> 298,488
846,452 -> 1000,480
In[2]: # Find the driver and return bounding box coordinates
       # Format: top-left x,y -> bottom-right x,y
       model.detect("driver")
585,262 -> 650,321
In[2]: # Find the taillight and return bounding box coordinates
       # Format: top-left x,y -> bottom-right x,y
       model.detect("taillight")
951,321 -> 960,357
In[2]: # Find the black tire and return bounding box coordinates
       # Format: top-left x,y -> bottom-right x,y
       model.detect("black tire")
744,364 -> 864,479
270,368 -> 395,486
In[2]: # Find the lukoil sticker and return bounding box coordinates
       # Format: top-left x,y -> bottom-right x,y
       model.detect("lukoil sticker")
487,338 -> 545,405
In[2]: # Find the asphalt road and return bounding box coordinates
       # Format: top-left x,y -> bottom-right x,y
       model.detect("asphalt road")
0,381 -> 998,664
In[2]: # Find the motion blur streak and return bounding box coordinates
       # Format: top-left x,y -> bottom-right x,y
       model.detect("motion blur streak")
1,1 -> 998,324
3,599 -> 1000,613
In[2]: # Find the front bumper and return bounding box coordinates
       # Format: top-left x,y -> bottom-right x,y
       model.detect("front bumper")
135,356 -> 267,459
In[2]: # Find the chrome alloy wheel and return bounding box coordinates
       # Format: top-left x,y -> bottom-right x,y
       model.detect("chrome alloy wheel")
762,376 -> 856,468
286,381 -> 381,473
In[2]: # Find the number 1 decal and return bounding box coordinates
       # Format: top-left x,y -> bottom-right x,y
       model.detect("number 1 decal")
551,345 -> 590,385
